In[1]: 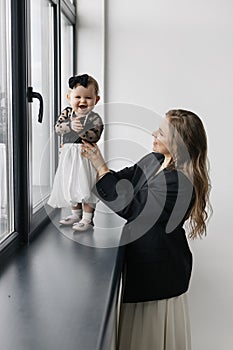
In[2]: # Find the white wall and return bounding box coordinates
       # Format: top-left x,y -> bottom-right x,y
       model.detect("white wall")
77,1 -> 233,349
76,0 -> 105,101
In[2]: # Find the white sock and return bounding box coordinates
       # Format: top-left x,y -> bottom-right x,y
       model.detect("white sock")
82,211 -> 94,223
71,209 -> 82,219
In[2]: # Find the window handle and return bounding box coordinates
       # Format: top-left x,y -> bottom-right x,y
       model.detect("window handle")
27,86 -> 44,123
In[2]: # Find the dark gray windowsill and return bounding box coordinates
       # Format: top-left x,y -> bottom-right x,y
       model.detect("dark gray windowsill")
0,208 -> 125,350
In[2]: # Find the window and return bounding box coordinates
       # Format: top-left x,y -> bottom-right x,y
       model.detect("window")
30,0 -> 56,212
61,13 -> 74,109
0,0 -> 14,243
0,0 -> 76,247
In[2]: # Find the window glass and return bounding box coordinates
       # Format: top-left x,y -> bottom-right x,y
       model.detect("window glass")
0,0 -> 14,242
61,13 -> 74,109
30,0 -> 55,212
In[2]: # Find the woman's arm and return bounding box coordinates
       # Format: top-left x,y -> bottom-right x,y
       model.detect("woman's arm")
93,170 -> 149,222
81,142 -> 164,222
81,141 -> 193,232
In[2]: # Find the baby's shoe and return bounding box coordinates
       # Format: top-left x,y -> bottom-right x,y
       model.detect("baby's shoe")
72,218 -> 94,232
59,214 -> 81,226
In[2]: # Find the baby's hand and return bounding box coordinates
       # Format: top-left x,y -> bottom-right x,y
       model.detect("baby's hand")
71,116 -> 84,133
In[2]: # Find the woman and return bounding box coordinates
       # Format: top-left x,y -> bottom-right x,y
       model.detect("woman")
81,109 -> 211,350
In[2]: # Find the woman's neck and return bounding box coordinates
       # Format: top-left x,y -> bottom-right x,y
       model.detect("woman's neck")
154,155 -> 172,176
162,155 -> 172,167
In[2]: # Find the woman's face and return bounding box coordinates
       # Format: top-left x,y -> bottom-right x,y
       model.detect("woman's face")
152,118 -> 171,156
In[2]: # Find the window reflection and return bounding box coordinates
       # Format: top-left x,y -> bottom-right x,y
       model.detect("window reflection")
30,0 -> 55,212
61,13 -> 74,109
0,0 -> 14,242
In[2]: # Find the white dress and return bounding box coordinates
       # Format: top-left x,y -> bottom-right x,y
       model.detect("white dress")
48,143 -> 98,208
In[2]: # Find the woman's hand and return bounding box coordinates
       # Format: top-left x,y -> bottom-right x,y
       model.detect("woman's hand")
81,141 -> 110,178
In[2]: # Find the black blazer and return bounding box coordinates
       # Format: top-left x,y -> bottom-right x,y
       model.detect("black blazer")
94,153 -> 193,303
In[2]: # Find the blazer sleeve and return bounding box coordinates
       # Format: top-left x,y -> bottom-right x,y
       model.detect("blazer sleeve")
93,164 -> 151,222
93,167 -> 193,228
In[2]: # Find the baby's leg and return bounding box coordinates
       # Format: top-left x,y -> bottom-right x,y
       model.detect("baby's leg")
82,202 -> 95,223
83,202 -> 95,213
71,203 -> 82,219
72,202 -> 95,231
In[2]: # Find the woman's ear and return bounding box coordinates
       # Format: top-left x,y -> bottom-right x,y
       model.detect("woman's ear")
95,96 -> 100,105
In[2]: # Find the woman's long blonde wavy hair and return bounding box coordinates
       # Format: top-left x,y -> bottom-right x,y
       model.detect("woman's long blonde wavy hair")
166,109 -> 212,239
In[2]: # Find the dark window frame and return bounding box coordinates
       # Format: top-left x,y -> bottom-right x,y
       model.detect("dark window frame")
0,0 -> 77,254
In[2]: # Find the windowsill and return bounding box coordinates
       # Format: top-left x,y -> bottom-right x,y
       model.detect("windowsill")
0,208 -> 125,350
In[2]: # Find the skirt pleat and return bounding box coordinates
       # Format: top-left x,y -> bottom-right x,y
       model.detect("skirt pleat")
117,293 -> 191,350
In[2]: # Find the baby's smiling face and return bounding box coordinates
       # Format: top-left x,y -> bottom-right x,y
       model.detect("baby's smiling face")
67,83 -> 100,116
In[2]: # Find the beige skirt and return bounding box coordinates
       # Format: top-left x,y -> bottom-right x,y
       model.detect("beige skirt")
117,293 -> 191,350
